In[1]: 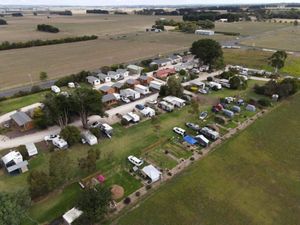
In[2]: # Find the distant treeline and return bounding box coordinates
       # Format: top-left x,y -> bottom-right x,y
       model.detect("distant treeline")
183,12 -> 250,22
86,9 -> 109,14
0,35 -> 98,51
37,24 -> 60,33
50,10 -> 72,16
114,11 -> 128,15
268,10 -> 300,19
135,9 -> 179,16
0,18 -> 7,25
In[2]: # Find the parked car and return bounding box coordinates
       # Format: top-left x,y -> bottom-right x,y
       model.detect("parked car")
198,88 -> 208,94
44,134 -> 60,141
148,100 -> 158,105
89,121 -> 101,129
121,96 -> 131,103
173,127 -> 186,136
185,122 -> 200,131
135,104 -> 145,110
128,155 -> 143,167
199,111 -> 208,120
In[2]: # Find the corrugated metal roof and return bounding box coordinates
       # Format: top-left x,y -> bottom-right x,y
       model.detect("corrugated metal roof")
10,111 -> 32,126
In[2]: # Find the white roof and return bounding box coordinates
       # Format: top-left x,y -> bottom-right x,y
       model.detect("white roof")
150,80 -> 164,85
63,207 -> 83,224
142,164 -> 161,183
140,107 -> 155,116
127,64 -> 143,70
163,96 -> 186,104
135,84 -> 148,90
25,143 -> 38,157
101,123 -> 113,131
1,151 -> 23,165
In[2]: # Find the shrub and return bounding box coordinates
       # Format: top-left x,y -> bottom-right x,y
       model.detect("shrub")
190,157 -> 195,161
18,145 -> 29,160
0,18 -> 7,25
37,24 -> 60,33
89,127 -> 102,138
123,197 -> 131,204
207,76 -> 213,82
135,191 -> 141,197
121,118 -> 130,126
60,126 -> 81,146
258,98 -> 271,107
145,185 -> 152,190
31,85 -> 41,93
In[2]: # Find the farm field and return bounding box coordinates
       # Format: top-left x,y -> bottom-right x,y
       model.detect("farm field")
223,49 -> 300,77
0,31 -> 230,90
115,92 -> 300,225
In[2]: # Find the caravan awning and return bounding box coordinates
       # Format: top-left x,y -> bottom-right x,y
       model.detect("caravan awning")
183,135 -> 198,145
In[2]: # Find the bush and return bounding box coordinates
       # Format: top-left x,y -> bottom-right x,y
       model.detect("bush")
31,85 -> 41,93
18,145 -> 29,160
123,197 -> 131,204
89,127 -> 102,138
60,126 -> 81,146
207,76 -> 213,82
0,18 -> 7,25
258,98 -> 271,107
135,191 -> 141,197
37,24 -> 60,33
190,157 -> 195,161
121,118 -> 130,126
145,185 -> 152,190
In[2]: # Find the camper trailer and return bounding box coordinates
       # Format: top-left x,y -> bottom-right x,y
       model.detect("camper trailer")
134,84 -> 150,95
127,112 -> 140,123
199,127 -> 220,141
222,109 -> 235,118
82,131 -> 98,146
195,135 -> 210,147
158,101 -> 174,112
149,80 -> 164,91
99,123 -> 113,138
163,96 -> 186,108
208,81 -> 222,90
52,138 -> 68,149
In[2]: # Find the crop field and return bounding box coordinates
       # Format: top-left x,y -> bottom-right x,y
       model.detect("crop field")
115,92 -> 300,225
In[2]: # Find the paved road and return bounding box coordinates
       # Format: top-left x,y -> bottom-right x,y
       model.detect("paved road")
0,93 -> 159,150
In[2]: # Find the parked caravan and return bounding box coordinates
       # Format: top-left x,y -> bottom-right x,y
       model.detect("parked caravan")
52,138 -> 68,149
222,109 -> 235,118
158,101 -> 174,112
82,131 -> 98,146
208,81 -> 222,90
195,135 -> 209,147
127,112 -> 140,123
199,127 -> 220,140
149,80 -> 164,91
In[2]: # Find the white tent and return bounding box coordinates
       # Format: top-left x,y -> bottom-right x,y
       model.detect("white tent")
142,165 -> 161,183
25,143 -> 38,157
63,207 -> 83,225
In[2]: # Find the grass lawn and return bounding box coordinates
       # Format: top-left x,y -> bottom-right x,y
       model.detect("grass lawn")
143,148 -> 178,170
224,49 -> 300,77
0,91 -> 47,115
114,93 -> 300,225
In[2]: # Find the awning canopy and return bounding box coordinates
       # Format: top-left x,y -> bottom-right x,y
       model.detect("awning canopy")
183,135 -> 198,145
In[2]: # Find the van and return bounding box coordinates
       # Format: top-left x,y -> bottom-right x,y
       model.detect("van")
128,155 -> 143,167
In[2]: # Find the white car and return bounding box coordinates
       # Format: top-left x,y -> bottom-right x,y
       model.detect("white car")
44,134 -> 60,141
128,155 -> 143,167
173,127 -> 186,136
68,82 -> 75,88
198,89 -> 208,94
199,111 -> 208,120
121,96 -> 131,103
51,85 -> 61,94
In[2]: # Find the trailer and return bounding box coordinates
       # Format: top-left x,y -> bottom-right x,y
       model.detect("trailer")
222,109 -> 235,118
99,123 -> 113,138
134,84 -> 150,95
127,112 -> 140,123
195,135 -> 209,147
199,127 -> 220,141
149,80 -> 164,91
158,101 -> 174,112
82,131 -> 98,146
52,138 -> 68,149
163,96 -> 186,108
208,81 -> 222,90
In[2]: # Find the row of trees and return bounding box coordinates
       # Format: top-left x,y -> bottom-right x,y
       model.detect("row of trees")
254,78 -> 299,98
0,35 -> 98,51
39,88 -> 104,129
159,76 -> 184,97
37,24 -> 60,33
183,12 -> 249,22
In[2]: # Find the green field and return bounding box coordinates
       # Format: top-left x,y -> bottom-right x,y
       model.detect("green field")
224,49 -> 300,77
114,93 -> 300,225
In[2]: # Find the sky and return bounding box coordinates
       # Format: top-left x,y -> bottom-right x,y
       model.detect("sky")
0,0 -> 300,6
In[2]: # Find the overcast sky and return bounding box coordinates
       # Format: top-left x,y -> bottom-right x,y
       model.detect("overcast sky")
0,0 -> 299,6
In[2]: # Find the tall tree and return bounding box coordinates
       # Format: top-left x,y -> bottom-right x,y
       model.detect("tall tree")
268,50 -> 287,73
190,39 -> 224,70
60,125 -> 81,146
78,148 -> 100,173
43,94 -> 71,128
71,88 -> 104,129
0,190 -> 31,225
76,185 -> 112,225
39,71 -> 48,81
49,151 -> 72,188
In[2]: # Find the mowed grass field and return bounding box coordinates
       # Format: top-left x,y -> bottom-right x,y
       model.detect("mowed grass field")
224,49 -> 300,77
114,93 -> 300,225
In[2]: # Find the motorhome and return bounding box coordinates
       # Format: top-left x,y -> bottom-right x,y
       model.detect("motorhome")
52,138 -> 68,149
158,101 -> 174,112
82,131 -> 98,146
199,127 -> 220,141
208,81 -> 222,90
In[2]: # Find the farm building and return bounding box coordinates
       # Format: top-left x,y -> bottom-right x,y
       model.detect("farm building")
25,143 -> 38,157
102,93 -> 119,106
134,84 -> 150,95
195,29 -> 215,35
141,164 -> 161,183
163,96 -> 186,108
99,85 -> 115,94
154,68 -> 176,79
10,111 -> 33,132
63,207 -> 83,225
97,73 -> 111,83
120,88 -> 140,100
86,76 -> 101,87
116,69 -> 129,78
1,151 -> 28,175
149,80 -> 164,91
139,75 -> 154,85
127,64 -> 144,75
